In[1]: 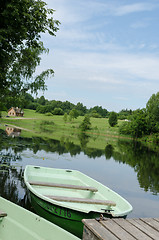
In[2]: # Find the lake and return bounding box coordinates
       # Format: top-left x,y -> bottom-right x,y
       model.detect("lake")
0,128 -> 159,220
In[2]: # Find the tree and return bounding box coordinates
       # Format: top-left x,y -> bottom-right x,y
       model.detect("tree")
129,109 -> 148,138
53,108 -> 64,115
69,109 -> 79,121
90,110 -> 101,118
109,112 -> 118,127
75,102 -> 87,116
118,109 -> 132,120
63,113 -> 68,123
89,106 -> 108,117
79,115 -> 91,131
37,96 -> 46,105
146,92 -> 159,133
0,0 -> 60,108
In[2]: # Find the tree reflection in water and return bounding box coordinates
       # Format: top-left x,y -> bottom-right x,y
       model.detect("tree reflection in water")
0,128 -> 159,208
0,129 -> 32,210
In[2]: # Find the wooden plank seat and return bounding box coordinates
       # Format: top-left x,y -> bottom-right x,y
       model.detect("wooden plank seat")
29,181 -> 98,192
0,210 -> 7,217
45,195 -> 116,206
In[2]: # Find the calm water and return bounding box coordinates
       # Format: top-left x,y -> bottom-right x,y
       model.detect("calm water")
0,128 -> 159,219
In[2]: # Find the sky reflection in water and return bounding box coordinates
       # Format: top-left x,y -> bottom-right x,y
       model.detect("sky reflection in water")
0,129 -> 159,219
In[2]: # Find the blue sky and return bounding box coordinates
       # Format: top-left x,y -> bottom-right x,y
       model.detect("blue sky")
36,0 -> 159,112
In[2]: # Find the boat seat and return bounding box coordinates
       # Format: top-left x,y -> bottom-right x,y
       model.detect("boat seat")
29,181 -> 98,192
0,210 -> 7,217
45,195 -> 116,206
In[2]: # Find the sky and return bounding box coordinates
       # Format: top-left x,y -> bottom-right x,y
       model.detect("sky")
36,0 -> 159,112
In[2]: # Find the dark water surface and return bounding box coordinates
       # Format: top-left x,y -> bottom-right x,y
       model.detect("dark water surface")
0,129 -> 159,219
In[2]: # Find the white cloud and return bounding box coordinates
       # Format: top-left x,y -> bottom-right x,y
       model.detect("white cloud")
131,21 -> 150,29
39,48 -> 159,88
114,3 -> 157,16
37,0 -> 159,111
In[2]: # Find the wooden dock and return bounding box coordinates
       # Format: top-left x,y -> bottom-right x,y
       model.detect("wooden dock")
82,218 -> 159,240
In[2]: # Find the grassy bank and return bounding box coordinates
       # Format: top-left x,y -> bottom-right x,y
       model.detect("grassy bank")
0,109 -> 132,150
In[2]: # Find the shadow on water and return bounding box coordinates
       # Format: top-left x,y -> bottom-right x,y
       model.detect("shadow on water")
0,128 -> 159,211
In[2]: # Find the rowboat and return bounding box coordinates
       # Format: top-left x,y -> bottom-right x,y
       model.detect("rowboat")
24,165 -> 133,238
0,197 -> 79,240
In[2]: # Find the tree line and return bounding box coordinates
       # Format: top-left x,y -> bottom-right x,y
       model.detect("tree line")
2,92 -> 134,120
1,91 -> 159,140
1,0 -> 159,140
119,92 -> 159,140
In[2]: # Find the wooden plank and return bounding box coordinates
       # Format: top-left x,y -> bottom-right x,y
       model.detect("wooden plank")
83,226 -> 101,240
154,218 -> 159,223
45,195 -> 116,206
29,181 -> 98,192
0,210 -> 7,217
141,218 -> 159,231
82,219 -> 119,240
113,218 -> 152,240
83,218 -> 159,240
100,219 -> 136,240
128,218 -> 159,240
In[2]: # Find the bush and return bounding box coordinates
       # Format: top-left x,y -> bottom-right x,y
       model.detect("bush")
119,122 -> 132,135
63,113 -> 68,123
152,134 -> 159,144
45,112 -> 53,116
52,108 -> 64,115
79,115 -> 91,131
109,112 -> 118,127
91,112 -> 102,118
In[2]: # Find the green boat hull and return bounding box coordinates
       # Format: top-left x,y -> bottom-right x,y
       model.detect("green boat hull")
29,192 -> 126,238
0,197 -> 79,240
24,165 -> 132,238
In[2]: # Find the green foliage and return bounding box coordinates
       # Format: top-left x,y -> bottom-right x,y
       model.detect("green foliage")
1,129 -> 159,196
37,96 -> 46,105
78,133 -> 90,148
118,109 -> 132,120
36,105 -> 46,113
45,112 -> 53,116
119,92 -> 159,139
89,106 -> 108,117
75,102 -> 87,116
119,121 -> 132,135
129,109 -> 148,138
119,109 -> 148,138
0,0 -> 60,107
104,144 -> 114,159
63,113 -> 68,123
90,110 -> 102,118
109,112 -> 118,127
69,109 -> 79,121
152,134 -> 159,144
79,115 -> 91,131
146,92 -> 159,133
52,108 -> 64,115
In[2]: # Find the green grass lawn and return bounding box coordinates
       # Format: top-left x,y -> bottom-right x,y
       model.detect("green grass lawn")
0,109 -> 131,150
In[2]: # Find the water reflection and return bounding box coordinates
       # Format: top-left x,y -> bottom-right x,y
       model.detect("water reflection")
0,152 -> 32,210
105,144 -> 114,159
78,132 -> 90,148
5,127 -> 21,137
0,129 -> 159,211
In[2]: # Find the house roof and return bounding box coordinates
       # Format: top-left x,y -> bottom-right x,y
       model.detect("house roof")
8,107 -> 24,114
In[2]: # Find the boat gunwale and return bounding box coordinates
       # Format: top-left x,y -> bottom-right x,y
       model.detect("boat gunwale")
0,197 -> 79,240
24,165 -> 133,216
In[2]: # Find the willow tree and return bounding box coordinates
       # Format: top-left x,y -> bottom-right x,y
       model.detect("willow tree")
0,0 -> 60,109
